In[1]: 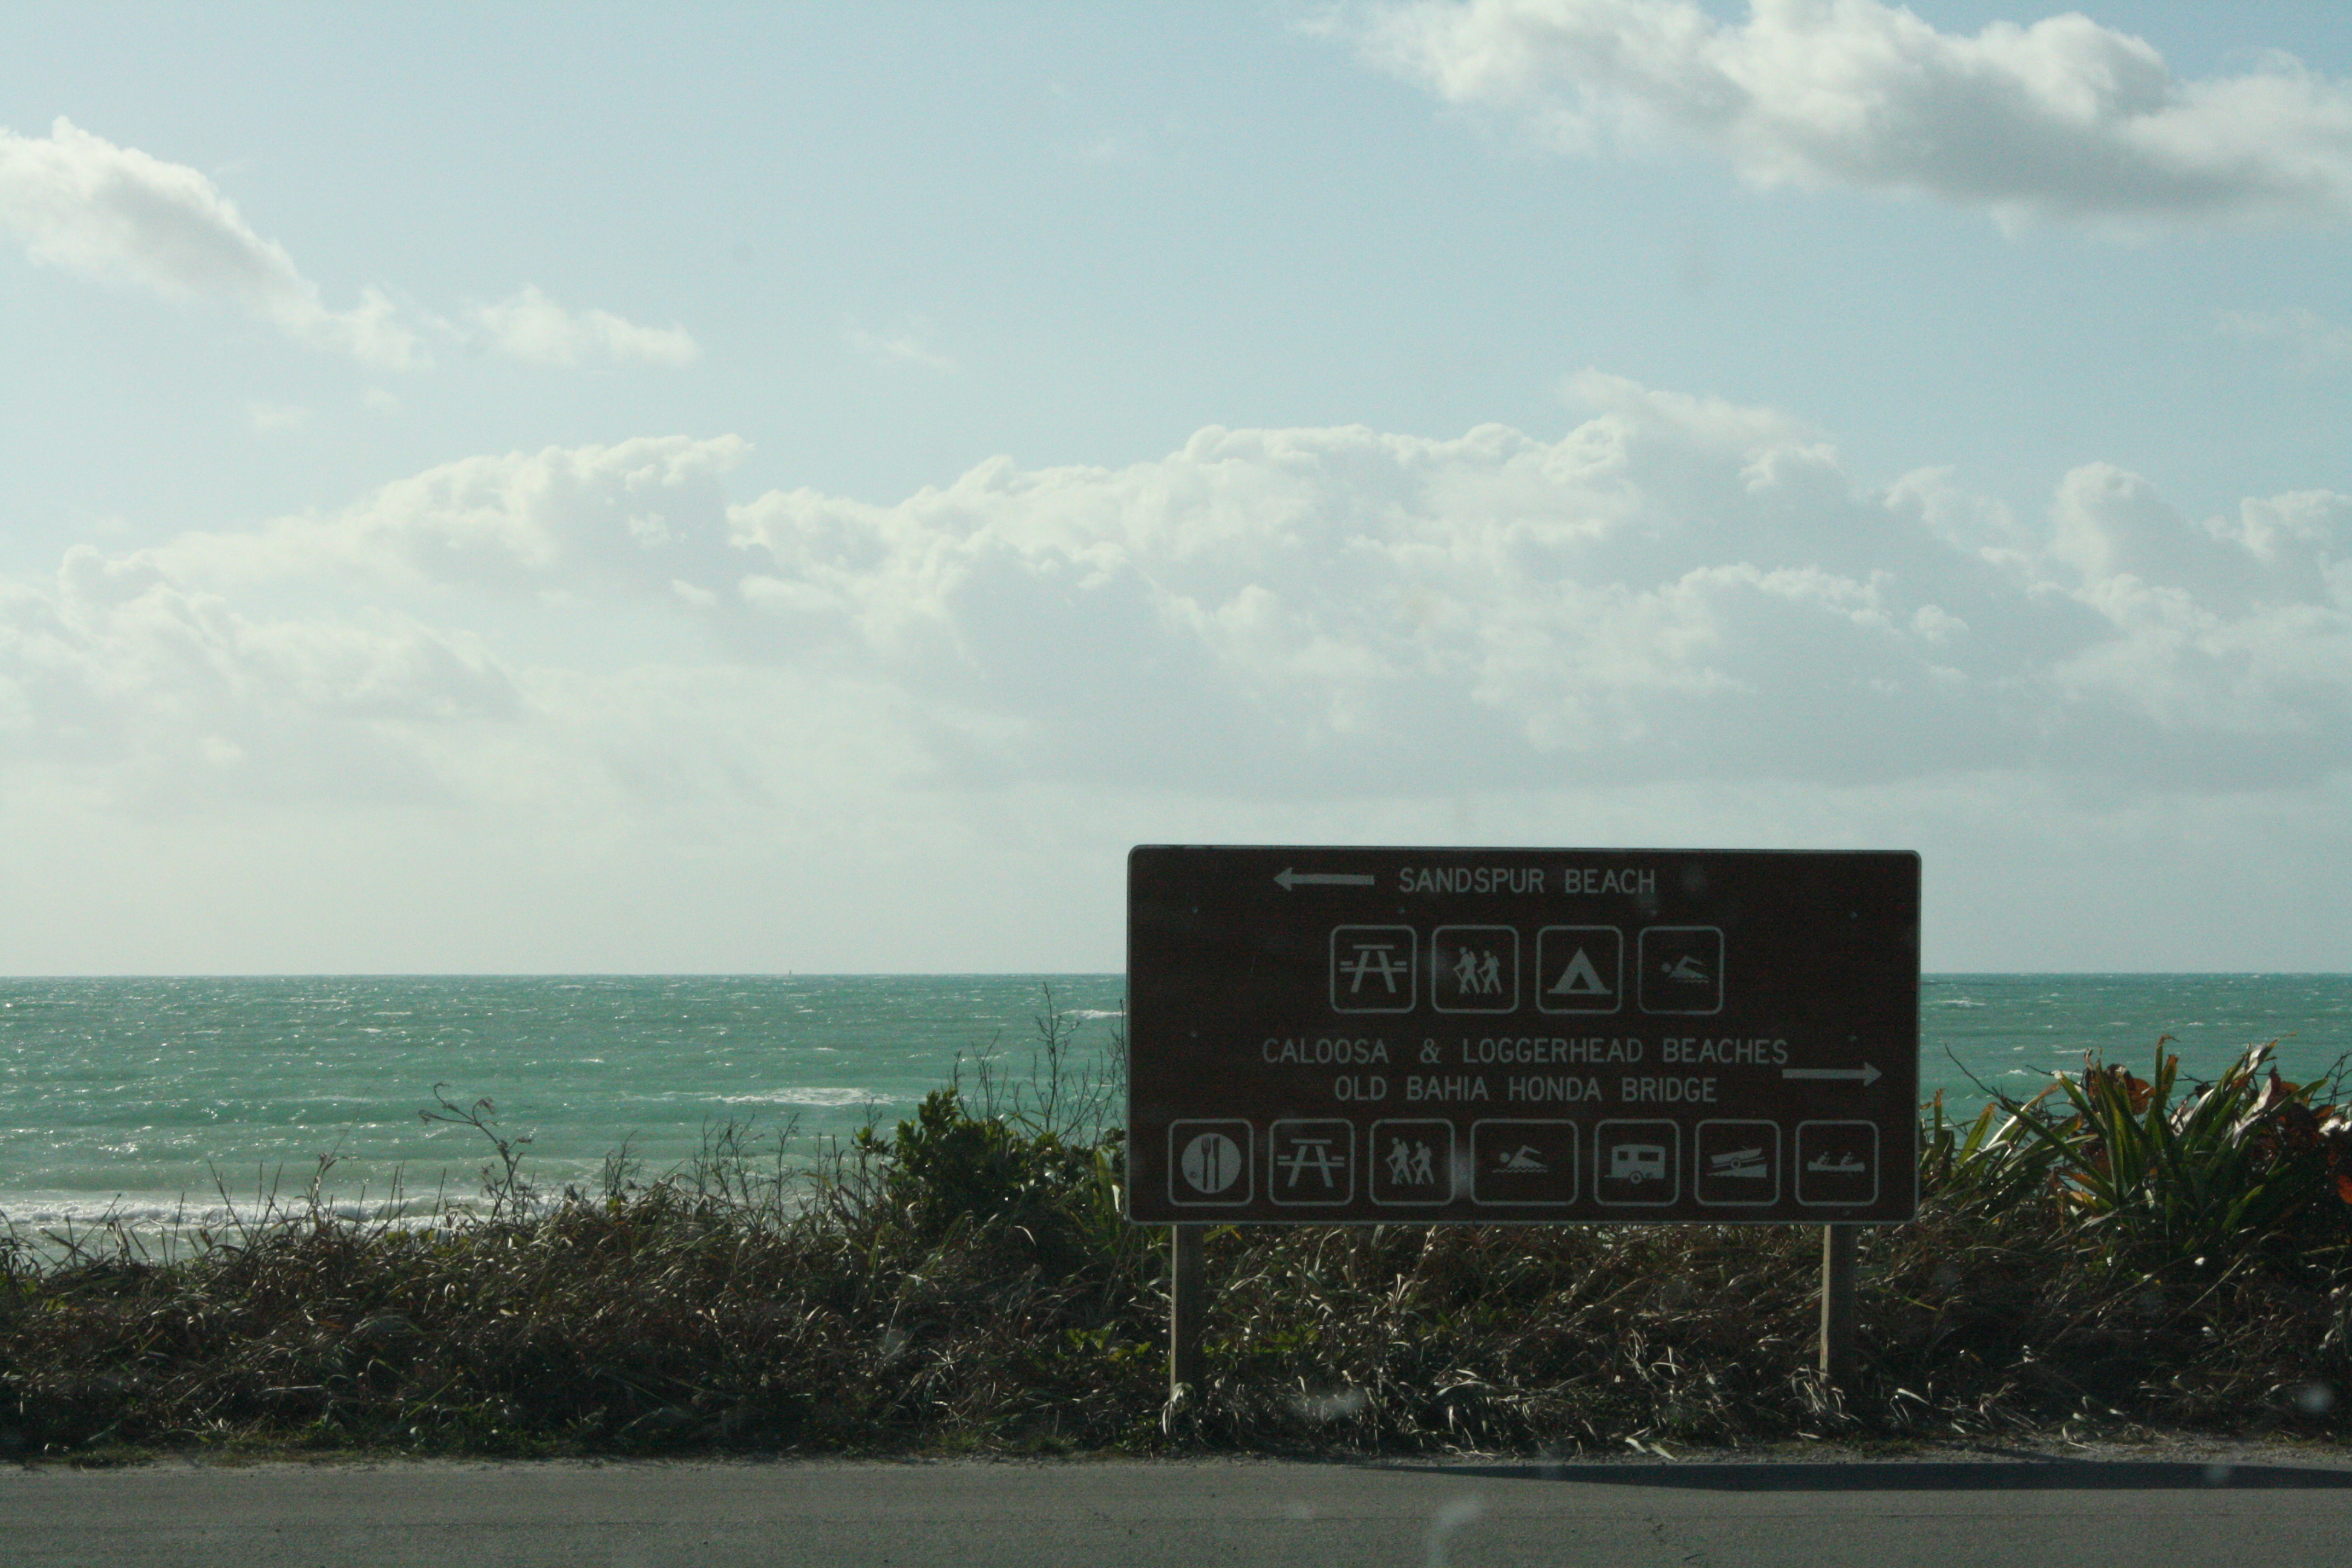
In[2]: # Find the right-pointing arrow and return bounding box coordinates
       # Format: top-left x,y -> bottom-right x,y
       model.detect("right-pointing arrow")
1782,1063 -> 1882,1086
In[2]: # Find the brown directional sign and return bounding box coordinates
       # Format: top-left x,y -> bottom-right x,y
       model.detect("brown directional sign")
1126,846 -> 1919,1224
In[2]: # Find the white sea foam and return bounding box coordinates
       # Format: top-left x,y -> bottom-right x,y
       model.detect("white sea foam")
0,1187 -> 491,1260
0,973 -> 2334,1207
719,1087 -> 883,1108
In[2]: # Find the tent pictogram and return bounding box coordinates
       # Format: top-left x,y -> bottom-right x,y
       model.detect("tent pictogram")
1549,948 -> 1611,997
1536,926 -> 1622,1015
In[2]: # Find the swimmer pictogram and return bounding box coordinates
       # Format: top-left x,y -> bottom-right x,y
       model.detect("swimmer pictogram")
1638,927 -> 1723,1016
1469,1120 -> 1580,1206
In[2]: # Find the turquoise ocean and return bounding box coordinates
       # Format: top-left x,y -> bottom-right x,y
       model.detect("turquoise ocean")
1,973 -> 2347,1236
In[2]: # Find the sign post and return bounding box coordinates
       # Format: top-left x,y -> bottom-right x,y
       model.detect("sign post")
1169,1223 -> 1206,1400
1127,846 -> 1920,1385
1821,1223 -> 1860,1385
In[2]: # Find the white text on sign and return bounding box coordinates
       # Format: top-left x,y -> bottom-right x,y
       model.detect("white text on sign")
1561,867 -> 1658,896
1390,866 -> 1662,896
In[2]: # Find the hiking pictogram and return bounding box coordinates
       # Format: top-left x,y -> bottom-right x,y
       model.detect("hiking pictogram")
1368,1119 -> 1454,1204
1432,926 -> 1517,1014
1385,1136 -> 1435,1185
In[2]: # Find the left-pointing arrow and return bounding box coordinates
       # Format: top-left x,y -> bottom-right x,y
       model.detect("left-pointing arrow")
1275,868 -> 1376,891
1782,1063 -> 1882,1086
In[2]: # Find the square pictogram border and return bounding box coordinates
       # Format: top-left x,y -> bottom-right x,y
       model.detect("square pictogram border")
1593,1119 -> 1681,1206
1267,1119 -> 1355,1206
1795,1120 -> 1879,1207
1330,925 -> 1417,1013
1638,926 -> 1724,1015
1535,926 -> 1623,1014
1167,1120 -> 1253,1207
1368,1119 -> 1456,1205
1431,926 -> 1520,1013
1470,1119 -> 1579,1205
1694,1119 -> 1780,1207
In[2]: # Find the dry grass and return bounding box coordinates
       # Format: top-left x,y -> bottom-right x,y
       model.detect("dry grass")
3,1033 -> 2348,1462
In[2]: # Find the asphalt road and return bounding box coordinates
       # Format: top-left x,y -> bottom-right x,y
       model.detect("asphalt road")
4,1451 -> 2350,1567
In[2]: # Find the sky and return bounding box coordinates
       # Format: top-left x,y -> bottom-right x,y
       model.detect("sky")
3,1 -> 2350,975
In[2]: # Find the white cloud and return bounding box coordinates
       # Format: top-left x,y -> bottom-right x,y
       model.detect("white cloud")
1065,134 -> 1131,166
7,383 -> 2348,969
2220,305 -> 2352,364
1348,0 -> 2352,229
17,382 -> 2348,821
468,285 -> 699,367
0,117 -> 426,367
846,319 -> 959,373
160,436 -> 751,603
0,118 -> 697,374
0,544 -> 520,806
122,381 -> 2346,802
243,400 -> 314,433
710,388 -> 2346,793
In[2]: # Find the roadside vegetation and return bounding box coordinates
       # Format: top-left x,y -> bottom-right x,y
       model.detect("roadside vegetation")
3,998 -> 2349,1462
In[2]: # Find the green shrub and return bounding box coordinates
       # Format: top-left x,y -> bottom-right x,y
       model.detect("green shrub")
4,1034 -> 2348,1460
1961,1041 -> 2352,1270
858,1087 -> 1122,1271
